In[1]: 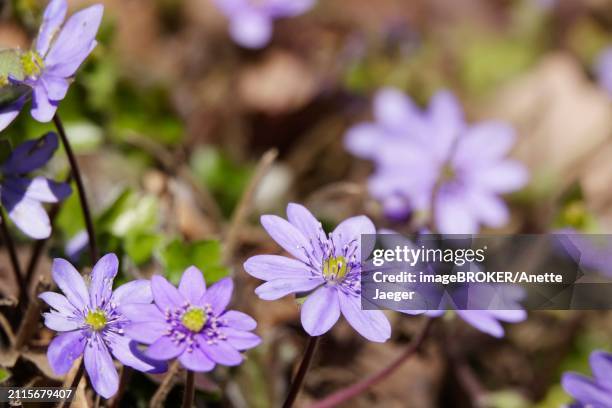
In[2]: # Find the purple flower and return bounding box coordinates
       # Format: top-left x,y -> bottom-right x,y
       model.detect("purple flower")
40,254 -> 166,399
595,47 -> 612,98
345,88 -> 528,234
562,350 -> 612,407
213,0 -> 315,49
0,0 -> 103,131
122,268 -> 260,372
1,132 -> 71,239
244,203 -> 391,342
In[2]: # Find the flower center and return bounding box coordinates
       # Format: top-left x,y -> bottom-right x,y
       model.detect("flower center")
85,309 -> 107,331
0,75 -> 8,87
20,51 -> 44,77
181,307 -> 207,332
323,255 -> 349,281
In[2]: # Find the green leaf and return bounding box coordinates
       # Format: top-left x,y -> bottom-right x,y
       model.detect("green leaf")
190,147 -> 252,217
0,367 -> 11,384
125,232 -> 161,265
56,188 -> 86,238
110,195 -> 158,237
159,239 -> 229,285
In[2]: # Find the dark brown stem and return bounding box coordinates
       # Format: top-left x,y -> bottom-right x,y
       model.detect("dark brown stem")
310,318 -> 434,408
282,335 -> 320,408
53,114 -> 98,263
0,208 -> 27,305
182,370 -> 195,408
57,361 -> 84,408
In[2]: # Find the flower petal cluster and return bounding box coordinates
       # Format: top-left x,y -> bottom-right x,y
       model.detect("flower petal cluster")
345,88 -> 528,234
244,203 -> 391,342
562,350 -> 612,407
0,0 -> 103,131
1,132 -> 71,238
40,254 -> 165,398
123,267 -> 260,371
213,0 -> 315,49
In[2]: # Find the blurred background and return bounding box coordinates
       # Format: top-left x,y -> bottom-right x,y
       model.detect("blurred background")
1,0 -> 612,406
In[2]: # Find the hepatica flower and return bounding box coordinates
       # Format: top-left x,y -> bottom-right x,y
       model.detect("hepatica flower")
40,254 -> 165,398
595,47 -> 612,98
562,350 -> 612,407
0,0 -> 103,131
122,268 -> 260,372
345,88 -> 528,234
244,203 -> 391,342
1,132 -> 71,239
213,0 -> 315,49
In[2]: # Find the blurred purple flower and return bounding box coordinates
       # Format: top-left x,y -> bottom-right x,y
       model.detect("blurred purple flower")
123,268 -> 260,372
213,0 -> 315,49
417,283 -> 527,338
65,229 -> 89,260
40,254 -> 165,399
345,88 -> 528,234
244,203 -> 391,342
1,132 -> 71,239
0,0 -> 103,131
595,47 -> 612,98
562,350 -> 612,407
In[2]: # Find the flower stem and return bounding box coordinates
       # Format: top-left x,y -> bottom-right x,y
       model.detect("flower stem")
310,318 -> 434,408
282,335 -> 320,408
53,114 -> 98,263
0,207 -> 27,304
182,370 -> 195,408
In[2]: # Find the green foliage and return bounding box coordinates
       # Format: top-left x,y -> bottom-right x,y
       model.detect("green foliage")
459,35 -> 538,95
191,147 -> 252,217
159,239 -> 229,285
552,184 -> 598,232
125,232 -> 162,266
0,368 -> 11,384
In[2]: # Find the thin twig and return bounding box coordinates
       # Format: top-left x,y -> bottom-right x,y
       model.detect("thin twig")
150,360 -> 181,408
0,208 -> 27,305
223,148 -> 278,264
453,357 -> 488,407
182,370 -> 195,408
123,132 -> 224,230
0,312 -> 15,345
53,114 -> 99,263
310,318 -> 434,408
57,361 -> 85,408
15,279 -> 50,349
282,335 -> 320,408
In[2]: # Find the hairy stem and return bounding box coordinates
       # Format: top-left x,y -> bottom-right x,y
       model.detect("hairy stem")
282,335 -> 320,408
53,114 -> 98,263
310,318 -> 434,408
0,208 -> 27,305
182,370 -> 195,408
